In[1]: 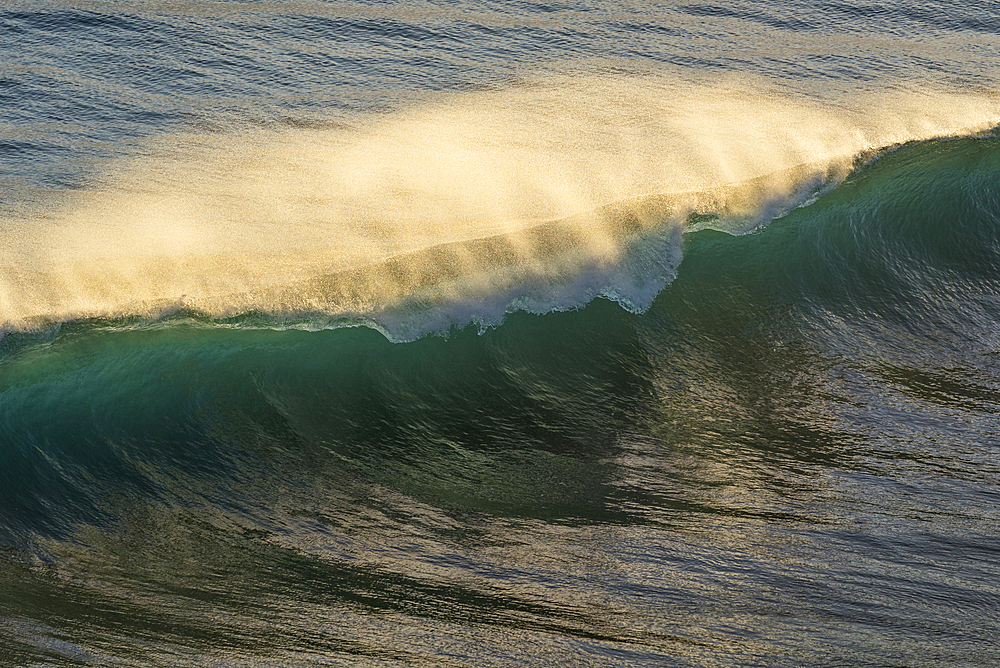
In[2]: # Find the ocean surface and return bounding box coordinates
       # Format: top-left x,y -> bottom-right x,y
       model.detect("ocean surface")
2,1 -> 1000,666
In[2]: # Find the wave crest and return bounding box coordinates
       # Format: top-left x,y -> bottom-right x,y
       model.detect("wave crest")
2,73 -> 998,338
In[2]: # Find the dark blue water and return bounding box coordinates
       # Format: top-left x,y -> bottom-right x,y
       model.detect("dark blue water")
2,2 -> 1000,666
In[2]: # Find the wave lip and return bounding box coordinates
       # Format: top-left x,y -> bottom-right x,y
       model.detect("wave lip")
2,75 -> 999,339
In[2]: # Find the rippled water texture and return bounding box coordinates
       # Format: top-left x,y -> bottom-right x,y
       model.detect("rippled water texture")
2,2 -> 1000,666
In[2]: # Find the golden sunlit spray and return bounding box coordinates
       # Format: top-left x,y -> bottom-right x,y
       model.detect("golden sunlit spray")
2,74 -> 998,333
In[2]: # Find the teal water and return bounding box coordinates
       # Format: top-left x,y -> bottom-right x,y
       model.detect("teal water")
3,1 -> 1000,666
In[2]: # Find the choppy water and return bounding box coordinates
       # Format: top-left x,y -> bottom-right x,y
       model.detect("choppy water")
2,1 -> 1000,666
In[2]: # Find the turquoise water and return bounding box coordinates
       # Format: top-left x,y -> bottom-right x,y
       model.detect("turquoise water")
2,2 -> 1000,666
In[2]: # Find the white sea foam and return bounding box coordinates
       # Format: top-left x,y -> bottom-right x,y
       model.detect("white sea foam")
2,73 -> 998,337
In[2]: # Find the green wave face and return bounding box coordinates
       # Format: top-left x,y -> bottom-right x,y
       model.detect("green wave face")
3,132 -> 999,531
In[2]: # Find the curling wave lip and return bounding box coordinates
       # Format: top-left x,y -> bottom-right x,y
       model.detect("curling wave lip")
2,74 -> 998,336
